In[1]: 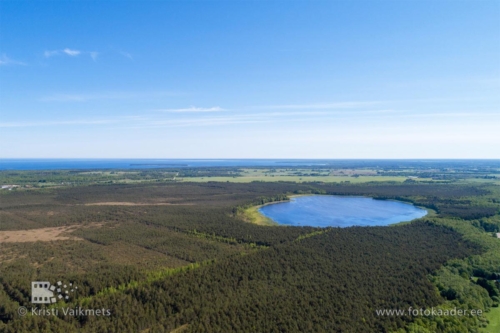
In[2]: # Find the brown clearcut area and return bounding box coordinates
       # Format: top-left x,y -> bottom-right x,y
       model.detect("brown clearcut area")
0,223 -> 102,243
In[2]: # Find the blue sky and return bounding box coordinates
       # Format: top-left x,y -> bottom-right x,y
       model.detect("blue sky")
1,1 -> 499,158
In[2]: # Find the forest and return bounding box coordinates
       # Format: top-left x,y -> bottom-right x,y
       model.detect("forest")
0,175 -> 499,332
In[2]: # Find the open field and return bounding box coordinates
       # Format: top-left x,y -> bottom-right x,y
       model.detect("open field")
3,163 -> 499,189
0,226 -> 83,243
0,223 -> 103,243
482,306 -> 500,333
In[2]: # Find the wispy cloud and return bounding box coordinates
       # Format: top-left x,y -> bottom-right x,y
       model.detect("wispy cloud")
0,54 -> 26,66
44,50 -> 59,58
119,51 -> 133,60
259,101 -> 381,110
41,48 -> 132,63
2,110 -> 498,130
261,109 -> 397,117
158,106 -> 226,113
63,48 -> 81,56
44,48 -> 98,60
118,111 -> 405,130
45,49 -> 80,58
135,116 -> 269,128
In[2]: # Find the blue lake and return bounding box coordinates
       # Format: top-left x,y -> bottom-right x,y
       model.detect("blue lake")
259,195 -> 427,227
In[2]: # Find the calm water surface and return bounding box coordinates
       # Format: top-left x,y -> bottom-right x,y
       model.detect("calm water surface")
259,195 -> 427,227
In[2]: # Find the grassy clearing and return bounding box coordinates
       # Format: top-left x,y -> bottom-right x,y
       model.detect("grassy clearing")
241,205 -> 278,226
482,306 -> 500,333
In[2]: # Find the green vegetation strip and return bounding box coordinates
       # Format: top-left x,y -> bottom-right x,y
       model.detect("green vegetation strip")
186,229 -> 267,248
241,206 -> 278,226
78,261 -> 213,306
294,229 -> 331,242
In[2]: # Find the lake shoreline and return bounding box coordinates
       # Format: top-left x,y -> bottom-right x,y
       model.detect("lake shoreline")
252,194 -> 429,228
241,194 -> 310,226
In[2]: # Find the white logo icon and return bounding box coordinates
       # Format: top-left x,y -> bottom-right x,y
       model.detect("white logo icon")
31,281 -> 78,304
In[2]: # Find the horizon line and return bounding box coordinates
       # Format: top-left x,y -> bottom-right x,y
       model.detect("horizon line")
1,158 -> 500,161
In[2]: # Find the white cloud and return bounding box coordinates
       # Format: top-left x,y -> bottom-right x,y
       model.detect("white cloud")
44,50 -> 60,58
0,54 -> 26,66
44,48 -> 92,58
159,106 -> 226,113
63,48 -> 81,56
43,48 -> 134,61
